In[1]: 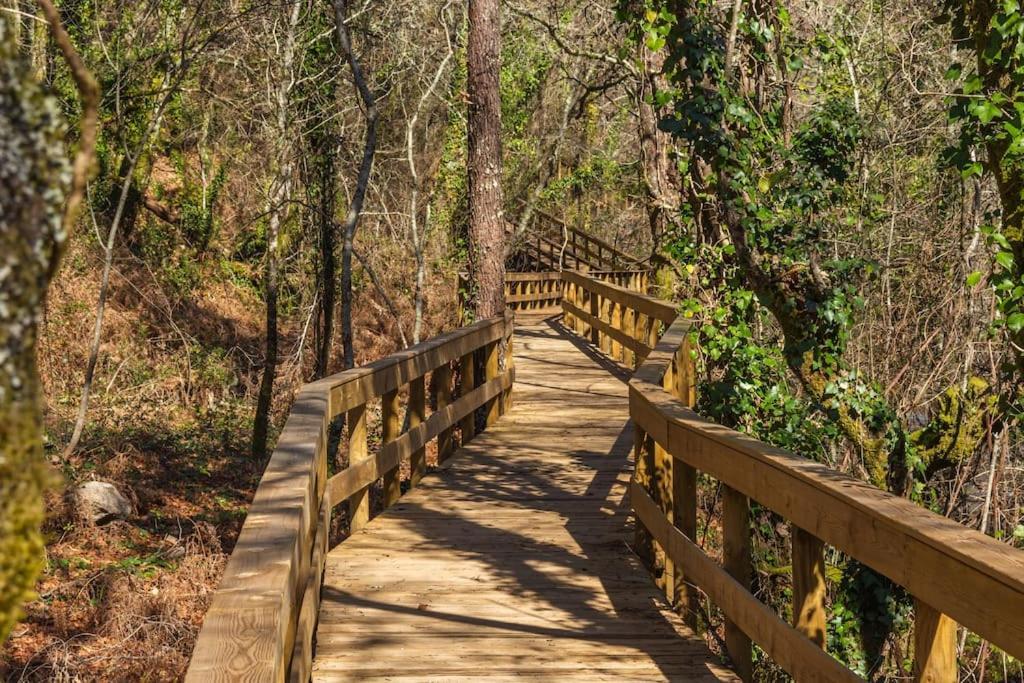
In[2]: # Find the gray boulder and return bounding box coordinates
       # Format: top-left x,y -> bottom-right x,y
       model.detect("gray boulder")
74,481 -> 132,525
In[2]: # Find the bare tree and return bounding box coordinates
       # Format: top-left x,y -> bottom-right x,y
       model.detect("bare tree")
332,0 -> 379,368
466,0 -> 506,318
407,2 -> 456,342
252,0 -> 303,459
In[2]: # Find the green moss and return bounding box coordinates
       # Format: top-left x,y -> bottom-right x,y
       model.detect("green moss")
0,16 -> 69,643
911,377 -> 994,467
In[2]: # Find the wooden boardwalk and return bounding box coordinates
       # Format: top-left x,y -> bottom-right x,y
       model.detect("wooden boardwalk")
312,314 -> 736,682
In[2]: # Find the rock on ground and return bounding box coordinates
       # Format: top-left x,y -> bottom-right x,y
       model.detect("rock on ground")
73,481 -> 133,525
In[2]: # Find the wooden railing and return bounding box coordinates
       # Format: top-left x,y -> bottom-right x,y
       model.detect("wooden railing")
561,270 -> 1024,682
186,312 -> 514,682
505,272 -> 562,310
590,269 -> 650,294
529,205 -> 641,271
561,269 -> 675,369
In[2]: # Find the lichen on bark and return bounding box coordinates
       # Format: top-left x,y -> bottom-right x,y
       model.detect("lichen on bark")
0,16 -> 70,643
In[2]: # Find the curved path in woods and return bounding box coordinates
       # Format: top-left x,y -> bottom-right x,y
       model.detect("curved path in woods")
311,315 -> 736,682
188,265 -> 1024,682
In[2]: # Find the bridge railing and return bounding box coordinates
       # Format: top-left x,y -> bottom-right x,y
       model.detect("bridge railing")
186,312 -> 514,682
504,271 -> 563,310
561,270 -> 1024,682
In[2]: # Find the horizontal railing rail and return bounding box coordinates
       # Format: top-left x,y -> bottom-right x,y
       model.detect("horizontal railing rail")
527,204 -> 642,270
186,312 -> 514,682
589,269 -> 650,294
561,270 -> 1024,682
504,271 -> 563,310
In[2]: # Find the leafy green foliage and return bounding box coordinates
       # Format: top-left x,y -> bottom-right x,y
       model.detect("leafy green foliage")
943,0 -> 1024,417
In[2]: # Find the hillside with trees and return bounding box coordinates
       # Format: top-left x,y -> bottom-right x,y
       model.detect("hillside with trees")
2,0 -> 1024,679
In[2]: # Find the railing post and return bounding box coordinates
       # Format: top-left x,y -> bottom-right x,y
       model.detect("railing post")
723,485 -> 753,681
635,313 -> 649,363
646,316 -> 659,359
600,294 -> 612,355
913,601 -> 956,682
502,322 -> 514,413
589,286 -> 599,346
565,279 -> 575,330
791,525 -> 827,648
409,376 -> 426,487
625,306 -> 637,367
576,282 -> 585,336
347,403 -> 369,532
656,359 -> 675,601
610,300 -> 622,361
485,340 -> 500,426
671,342 -> 698,626
460,350 -> 477,444
382,388 -> 401,507
434,363 -> 454,463
634,425 -> 656,570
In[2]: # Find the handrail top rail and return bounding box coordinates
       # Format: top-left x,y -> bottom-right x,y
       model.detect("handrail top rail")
186,311 -> 515,681
630,316 -> 1024,594
314,311 -> 512,417
600,277 -> 1024,659
562,269 -> 675,323
521,202 -> 640,263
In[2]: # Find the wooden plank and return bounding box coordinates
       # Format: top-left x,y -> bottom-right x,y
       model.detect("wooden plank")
913,601 -> 956,683
408,376 -> 426,488
506,290 -> 561,305
792,525 -> 827,648
630,377 -> 1024,659
505,271 -> 561,282
722,485 -> 752,681
382,388 -> 401,508
347,403 -> 369,532
288,502 -> 329,683
632,482 -> 861,683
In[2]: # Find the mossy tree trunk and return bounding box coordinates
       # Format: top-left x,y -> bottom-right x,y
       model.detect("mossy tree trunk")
1,1 -> 96,643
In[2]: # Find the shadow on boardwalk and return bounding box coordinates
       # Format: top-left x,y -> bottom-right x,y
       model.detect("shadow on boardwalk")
312,314 -> 735,682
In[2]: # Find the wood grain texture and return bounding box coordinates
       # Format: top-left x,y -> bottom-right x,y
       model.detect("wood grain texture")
186,314 -> 512,682
632,483 -> 861,683
792,526 -> 827,648
913,601 -> 956,683
313,315 -> 736,682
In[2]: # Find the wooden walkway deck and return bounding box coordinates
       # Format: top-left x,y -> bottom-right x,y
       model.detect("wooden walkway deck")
312,314 -> 736,682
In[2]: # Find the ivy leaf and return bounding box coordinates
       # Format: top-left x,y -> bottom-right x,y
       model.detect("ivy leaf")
1007,312 -> 1024,332
971,99 -> 1002,124
966,271 -> 983,286
961,161 -> 983,178
996,250 -> 1015,270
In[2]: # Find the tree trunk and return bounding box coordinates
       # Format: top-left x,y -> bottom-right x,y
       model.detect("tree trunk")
64,74 -> 173,459
466,0 -> 505,319
637,45 -> 681,260
332,0 -> 379,369
252,185 -> 283,459
252,0 -> 301,459
314,143 -> 337,378
1,4 -> 97,642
